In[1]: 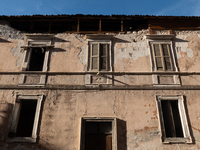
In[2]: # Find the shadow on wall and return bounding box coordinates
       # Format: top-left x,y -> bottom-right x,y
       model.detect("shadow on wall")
117,119 -> 127,150
0,38 -> 11,43
0,100 -> 61,150
0,142 -> 60,150
183,96 -> 196,144
0,102 -> 13,141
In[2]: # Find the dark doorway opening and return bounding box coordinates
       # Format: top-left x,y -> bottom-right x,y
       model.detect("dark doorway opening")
85,122 -> 112,150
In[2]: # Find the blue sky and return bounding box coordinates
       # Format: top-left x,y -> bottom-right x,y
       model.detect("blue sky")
0,0 -> 200,16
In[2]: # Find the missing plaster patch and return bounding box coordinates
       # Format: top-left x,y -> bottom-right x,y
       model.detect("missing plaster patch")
0,24 -> 23,40
176,42 -> 193,59
115,41 -> 149,61
78,44 -> 87,65
10,40 -> 25,67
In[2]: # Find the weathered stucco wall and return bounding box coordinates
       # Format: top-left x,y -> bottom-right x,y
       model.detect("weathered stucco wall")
175,30 -> 200,72
0,90 -> 200,150
0,40 -> 24,72
50,34 -> 85,72
50,30 -> 151,72
0,24 -> 24,72
0,24 -> 200,150
1,25 -> 200,74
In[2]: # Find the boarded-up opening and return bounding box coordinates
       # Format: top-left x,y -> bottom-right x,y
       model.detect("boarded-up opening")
29,48 -> 46,71
85,122 -> 112,150
161,100 -> 184,137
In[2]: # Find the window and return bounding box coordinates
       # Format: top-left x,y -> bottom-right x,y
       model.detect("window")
7,95 -> 43,143
156,95 -> 192,143
146,34 -> 180,85
152,43 -> 172,71
85,35 -> 113,85
27,47 -> 46,71
80,118 -> 117,150
90,43 -> 110,71
20,35 -> 54,85
146,34 -> 176,72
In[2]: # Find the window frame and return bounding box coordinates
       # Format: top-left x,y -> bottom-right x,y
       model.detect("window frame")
149,40 -> 177,72
79,117 -> 117,150
90,43 -> 110,71
85,35 -> 113,85
19,35 -> 54,85
6,95 -> 43,143
151,43 -> 173,71
88,41 -> 112,72
156,95 -> 192,143
146,35 -> 180,85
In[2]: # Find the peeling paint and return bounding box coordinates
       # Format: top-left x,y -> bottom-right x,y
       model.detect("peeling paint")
78,44 -> 87,66
176,42 -> 193,59
10,40 -> 25,67
0,24 -> 23,40
0,23 -> 200,150
115,42 -> 149,61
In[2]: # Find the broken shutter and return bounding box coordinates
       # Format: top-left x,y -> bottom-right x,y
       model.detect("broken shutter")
8,101 -> 21,137
22,49 -> 32,71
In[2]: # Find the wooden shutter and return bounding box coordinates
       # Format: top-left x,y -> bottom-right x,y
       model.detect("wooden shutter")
91,44 -> 99,70
91,43 -> 109,71
9,101 -> 21,136
162,44 -> 172,71
153,44 -> 163,71
161,100 -> 184,138
152,44 -> 173,71
100,44 -> 108,71
106,135 -> 112,150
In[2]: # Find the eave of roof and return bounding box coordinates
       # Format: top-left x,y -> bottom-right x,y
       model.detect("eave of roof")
0,14 -> 200,20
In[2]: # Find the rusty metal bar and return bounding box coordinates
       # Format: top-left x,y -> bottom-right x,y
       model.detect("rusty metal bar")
99,18 -> 102,31
148,25 -> 153,34
77,17 -> 80,31
121,19 -> 123,32
48,21 -> 52,34
169,29 -> 173,34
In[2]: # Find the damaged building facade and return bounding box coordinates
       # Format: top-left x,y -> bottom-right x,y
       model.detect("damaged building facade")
0,15 -> 200,150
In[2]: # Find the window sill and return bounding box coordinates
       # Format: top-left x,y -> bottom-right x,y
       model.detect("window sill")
153,84 -> 181,87
163,137 -> 192,144
18,84 -> 45,87
6,137 -> 36,143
